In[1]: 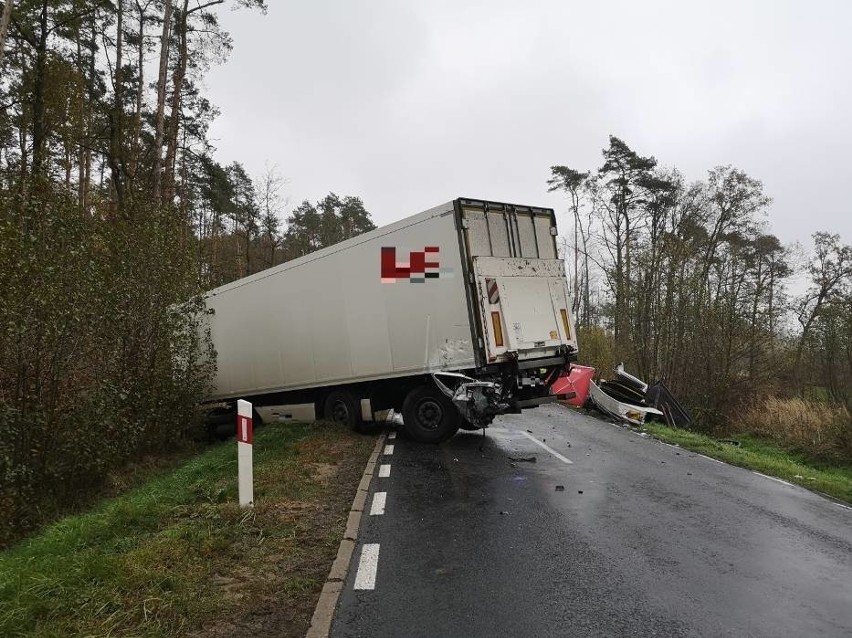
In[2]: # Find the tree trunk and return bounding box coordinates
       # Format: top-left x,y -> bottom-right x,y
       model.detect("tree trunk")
152,0 -> 172,201
0,0 -> 14,65
128,0 -> 147,195
109,0 -> 126,213
162,0 -> 188,205
31,0 -> 48,176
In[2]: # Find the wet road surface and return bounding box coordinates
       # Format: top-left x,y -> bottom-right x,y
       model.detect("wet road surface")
330,404 -> 852,637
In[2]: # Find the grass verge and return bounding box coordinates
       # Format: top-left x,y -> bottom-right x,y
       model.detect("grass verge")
0,421 -> 376,637
643,422 -> 852,504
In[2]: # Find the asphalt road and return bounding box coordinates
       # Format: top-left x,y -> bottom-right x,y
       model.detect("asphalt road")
330,404 -> 852,637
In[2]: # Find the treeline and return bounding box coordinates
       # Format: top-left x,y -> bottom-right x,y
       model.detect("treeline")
551,136 -> 852,452
0,0 -> 359,546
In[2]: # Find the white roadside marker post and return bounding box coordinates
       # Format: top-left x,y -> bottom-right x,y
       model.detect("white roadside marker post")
237,399 -> 254,508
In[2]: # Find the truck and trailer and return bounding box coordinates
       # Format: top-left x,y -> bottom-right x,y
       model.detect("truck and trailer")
202,198 -> 578,443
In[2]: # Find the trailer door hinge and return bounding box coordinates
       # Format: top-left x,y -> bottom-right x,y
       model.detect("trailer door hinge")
461,219 -> 470,229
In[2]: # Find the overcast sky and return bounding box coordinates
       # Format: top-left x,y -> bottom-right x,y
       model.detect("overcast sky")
205,0 -> 851,249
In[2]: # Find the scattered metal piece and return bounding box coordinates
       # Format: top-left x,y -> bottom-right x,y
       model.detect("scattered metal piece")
555,485 -> 565,492
578,490 -> 584,494
509,456 -> 537,463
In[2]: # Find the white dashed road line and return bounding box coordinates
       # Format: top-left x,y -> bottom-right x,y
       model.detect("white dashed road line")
519,431 -> 573,464
354,544 -> 380,590
384,444 -> 394,456
370,492 -> 387,515
378,464 -> 391,478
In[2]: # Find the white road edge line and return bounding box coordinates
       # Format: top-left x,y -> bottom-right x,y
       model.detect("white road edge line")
383,444 -> 394,455
388,431 -> 397,440
370,492 -> 387,516
378,464 -> 391,478
696,453 -> 725,465
519,431 -> 573,464
752,471 -> 795,488
353,543 -> 380,590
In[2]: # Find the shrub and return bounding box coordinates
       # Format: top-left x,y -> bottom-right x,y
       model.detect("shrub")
0,186 -> 214,545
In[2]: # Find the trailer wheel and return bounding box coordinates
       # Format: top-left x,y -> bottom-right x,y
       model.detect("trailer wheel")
402,385 -> 460,443
323,390 -> 362,431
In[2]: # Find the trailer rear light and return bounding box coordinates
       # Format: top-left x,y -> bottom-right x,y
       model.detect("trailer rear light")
491,311 -> 504,347
560,309 -> 572,340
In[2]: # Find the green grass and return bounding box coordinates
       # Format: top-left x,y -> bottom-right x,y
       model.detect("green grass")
0,422 -> 375,637
643,423 -> 852,504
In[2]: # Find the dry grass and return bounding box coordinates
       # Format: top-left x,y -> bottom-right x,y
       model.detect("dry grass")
739,397 -> 852,462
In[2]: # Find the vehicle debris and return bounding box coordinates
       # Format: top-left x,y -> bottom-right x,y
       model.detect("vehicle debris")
585,363 -> 692,428
555,485 -> 565,491
551,364 -> 596,406
509,456 -> 537,463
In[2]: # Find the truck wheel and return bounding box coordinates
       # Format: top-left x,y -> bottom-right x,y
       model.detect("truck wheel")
323,390 -> 362,432
402,385 -> 460,443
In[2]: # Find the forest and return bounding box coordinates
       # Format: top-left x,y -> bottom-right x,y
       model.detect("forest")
0,0 -> 377,543
0,2 -> 849,545
550,136 -> 851,459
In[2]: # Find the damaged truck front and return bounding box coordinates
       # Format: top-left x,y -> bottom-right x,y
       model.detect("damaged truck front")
201,198 -> 578,443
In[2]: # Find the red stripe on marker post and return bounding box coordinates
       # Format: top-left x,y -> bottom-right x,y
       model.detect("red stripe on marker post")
237,399 -> 254,508
237,414 -> 253,444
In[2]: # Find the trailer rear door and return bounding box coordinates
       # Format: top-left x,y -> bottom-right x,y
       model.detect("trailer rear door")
456,199 -> 577,363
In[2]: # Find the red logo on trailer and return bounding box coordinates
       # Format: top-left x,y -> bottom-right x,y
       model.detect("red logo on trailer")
381,247 -> 453,283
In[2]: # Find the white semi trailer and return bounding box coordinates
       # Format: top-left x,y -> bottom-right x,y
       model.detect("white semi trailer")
202,197 -> 578,443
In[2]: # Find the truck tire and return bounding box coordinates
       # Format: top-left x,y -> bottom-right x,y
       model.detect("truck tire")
323,390 -> 363,432
402,385 -> 460,443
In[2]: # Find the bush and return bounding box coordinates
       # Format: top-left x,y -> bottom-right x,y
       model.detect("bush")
0,185 -> 214,545
575,325 -> 616,376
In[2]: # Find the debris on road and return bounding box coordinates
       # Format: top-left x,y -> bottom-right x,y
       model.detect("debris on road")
509,456 -> 537,463
555,485 -> 565,491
